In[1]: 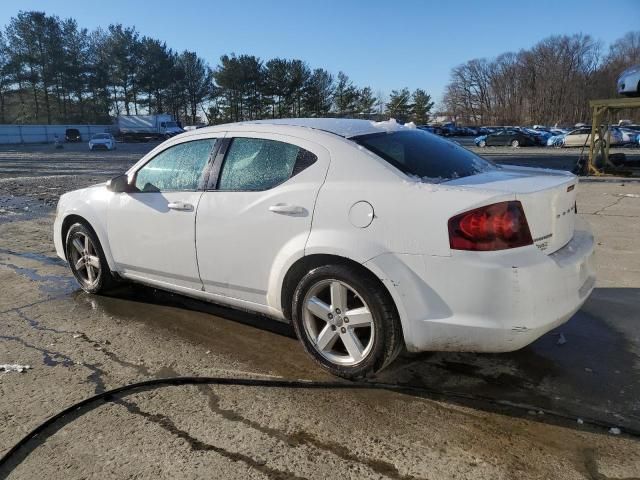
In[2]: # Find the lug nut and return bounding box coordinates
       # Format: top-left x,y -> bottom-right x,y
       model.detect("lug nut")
344,317 -> 349,323
341,327 -> 346,333
335,308 -> 341,314
327,313 -> 333,319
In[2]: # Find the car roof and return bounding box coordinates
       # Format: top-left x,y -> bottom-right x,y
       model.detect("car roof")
191,118 -> 409,139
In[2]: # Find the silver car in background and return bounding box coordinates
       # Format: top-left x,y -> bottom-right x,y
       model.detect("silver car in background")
617,65 -> 640,97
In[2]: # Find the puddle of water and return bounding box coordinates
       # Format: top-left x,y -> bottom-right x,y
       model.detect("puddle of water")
0,248 -> 66,267
71,284 -> 320,380
0,260 -> 77,296
0,194 -> 54,224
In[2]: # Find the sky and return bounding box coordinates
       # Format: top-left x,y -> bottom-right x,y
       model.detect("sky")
1,0 -> 639,103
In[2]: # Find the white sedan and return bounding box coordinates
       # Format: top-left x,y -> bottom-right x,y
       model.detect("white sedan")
54,119 -> 595,378
89,133 -> 116,151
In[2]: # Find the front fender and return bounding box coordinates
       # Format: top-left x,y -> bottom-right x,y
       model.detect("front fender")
55,187 -> 116,271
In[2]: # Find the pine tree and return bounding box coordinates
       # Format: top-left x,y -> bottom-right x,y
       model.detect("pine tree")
385,88 -> 412,122
411,88 -> 434,124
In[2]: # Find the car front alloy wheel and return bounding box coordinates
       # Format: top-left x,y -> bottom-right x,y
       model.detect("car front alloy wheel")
65,223 -> 117,294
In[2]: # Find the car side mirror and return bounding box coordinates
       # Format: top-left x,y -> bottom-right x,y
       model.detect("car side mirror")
106,174 -> 132,193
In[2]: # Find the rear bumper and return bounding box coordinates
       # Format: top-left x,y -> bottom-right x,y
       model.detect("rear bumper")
366,223 -> 595,353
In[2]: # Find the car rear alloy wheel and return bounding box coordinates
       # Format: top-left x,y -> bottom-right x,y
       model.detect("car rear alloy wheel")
302,279 -> 375,366
292,264 -> 403,378
66,223 -> 117,294
511,139 -> 520,147
479,140 -> 486,148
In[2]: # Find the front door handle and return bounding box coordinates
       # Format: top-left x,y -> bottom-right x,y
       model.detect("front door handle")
269,204 -> 306,216
168,201 -> 194,211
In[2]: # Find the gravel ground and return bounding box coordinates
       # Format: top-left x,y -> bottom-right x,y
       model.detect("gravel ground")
0,142 -> 639,479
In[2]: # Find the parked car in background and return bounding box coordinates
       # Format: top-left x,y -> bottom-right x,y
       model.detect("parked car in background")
563,127 -> 623,148
65,128 -> 81,142
618,127 -> 640,144
54,118 -> 595,378
477,129 -> 536,147
518,127 -> 551,146
547,133 -> 566,147
88,133 -> 116,151
617,65 -> 640,97
474,134 -> 488,147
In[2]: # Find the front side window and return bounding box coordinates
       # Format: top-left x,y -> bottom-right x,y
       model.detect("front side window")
218,137 -> 315,191
353,130 -> 495,183
135,139 -> 216,192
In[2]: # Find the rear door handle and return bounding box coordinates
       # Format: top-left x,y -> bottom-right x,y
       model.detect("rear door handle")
269,204 -> 306,215
167,201 -> 194,211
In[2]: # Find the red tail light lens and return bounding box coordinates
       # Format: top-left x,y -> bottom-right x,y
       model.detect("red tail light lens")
448,201 -> 533,251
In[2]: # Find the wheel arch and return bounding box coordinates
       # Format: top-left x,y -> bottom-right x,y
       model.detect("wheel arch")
60,213 -> 117,271
280,254 -> 406,342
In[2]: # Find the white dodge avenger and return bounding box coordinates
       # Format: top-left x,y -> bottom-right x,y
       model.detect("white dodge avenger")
54,118 -> 595,378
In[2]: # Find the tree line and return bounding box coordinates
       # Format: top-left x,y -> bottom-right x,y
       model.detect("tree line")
0,11 -> 434,126
442,32 -> 640,126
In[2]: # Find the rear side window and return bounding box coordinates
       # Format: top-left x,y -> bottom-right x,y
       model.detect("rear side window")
352,130 -> 495,183
218,137 -> 316,191
135,139 -> 216,192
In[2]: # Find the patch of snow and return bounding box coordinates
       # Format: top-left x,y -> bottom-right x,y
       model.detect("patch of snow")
369,118 -> 416,132
0,364 -> 31,373
609,427 -> 621,435
557,333 -> 567,345
577,418 -> 584,425
404,173 -> 446,185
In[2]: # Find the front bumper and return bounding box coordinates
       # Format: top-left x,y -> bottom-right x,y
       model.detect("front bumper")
366,223 -> 595,353
53,213 -> 65,260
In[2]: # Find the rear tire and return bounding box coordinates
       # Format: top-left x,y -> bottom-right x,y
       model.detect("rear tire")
291,264 -> 403,379
65,223 -> 117,294
478,140 -> 486,148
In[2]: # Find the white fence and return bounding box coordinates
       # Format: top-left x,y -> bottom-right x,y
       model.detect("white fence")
0,124 -> 113,144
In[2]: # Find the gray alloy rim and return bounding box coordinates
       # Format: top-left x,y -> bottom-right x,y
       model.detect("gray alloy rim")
302,279 -> 375,366
512,139 -> 519,147
69,232 -> 101,288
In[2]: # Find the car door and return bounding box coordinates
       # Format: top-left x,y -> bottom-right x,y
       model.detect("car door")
486,131 -> 500,146
196,132 -> 329,309
107,137 -> 219,290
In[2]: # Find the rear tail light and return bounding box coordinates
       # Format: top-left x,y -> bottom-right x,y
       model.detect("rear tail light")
448,201 -> 533,251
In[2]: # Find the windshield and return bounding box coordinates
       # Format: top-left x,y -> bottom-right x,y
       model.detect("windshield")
92,134 -> 110,139
352,129 -> 496,183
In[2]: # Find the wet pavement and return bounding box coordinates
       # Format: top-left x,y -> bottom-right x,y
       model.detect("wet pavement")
0,143 -> 639,479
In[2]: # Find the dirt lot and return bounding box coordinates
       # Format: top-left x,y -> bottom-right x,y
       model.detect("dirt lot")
1,142 -> 639,479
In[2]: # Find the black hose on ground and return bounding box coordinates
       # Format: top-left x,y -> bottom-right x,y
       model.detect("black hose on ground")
0,375 -> 638,475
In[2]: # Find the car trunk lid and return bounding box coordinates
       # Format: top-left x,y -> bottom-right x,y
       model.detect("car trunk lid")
445,167 -> 577,254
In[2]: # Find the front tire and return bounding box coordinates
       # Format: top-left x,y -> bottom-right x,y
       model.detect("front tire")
65,223 -> 117,294
478,140 -> 486,148
291,264 -> 403,379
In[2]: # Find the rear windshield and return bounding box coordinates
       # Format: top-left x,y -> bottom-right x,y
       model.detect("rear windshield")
92,133 -> 109,139
352,130 -> 496,183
